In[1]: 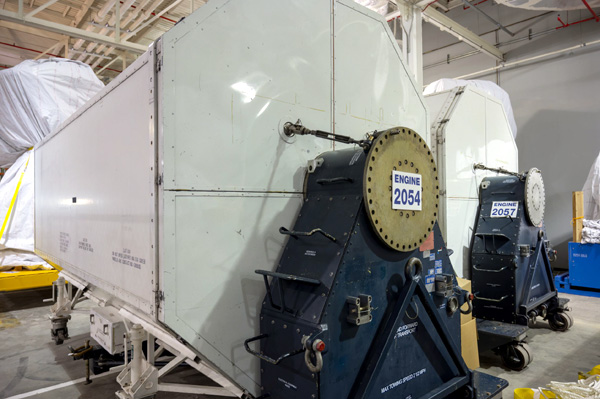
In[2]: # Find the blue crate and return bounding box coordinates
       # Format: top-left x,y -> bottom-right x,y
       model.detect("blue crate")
569,242 -> 600,289
554,242 -> 600,298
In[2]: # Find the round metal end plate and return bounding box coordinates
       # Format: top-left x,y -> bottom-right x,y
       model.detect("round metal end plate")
363,127 -> 439,252
525,167 -> 545,226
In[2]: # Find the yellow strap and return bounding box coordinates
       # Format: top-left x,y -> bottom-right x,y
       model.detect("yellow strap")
571,216 -> 584,225
0,151 -> 32,242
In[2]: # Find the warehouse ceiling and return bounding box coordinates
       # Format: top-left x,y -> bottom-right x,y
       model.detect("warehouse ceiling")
0,0 -> 599,84
0,0 -> 205,82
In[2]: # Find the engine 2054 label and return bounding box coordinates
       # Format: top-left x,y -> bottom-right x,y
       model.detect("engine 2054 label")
391,171 -> 422,211
490,201 -> 518,218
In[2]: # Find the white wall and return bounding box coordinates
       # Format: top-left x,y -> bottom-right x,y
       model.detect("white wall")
422,3 -> 600,270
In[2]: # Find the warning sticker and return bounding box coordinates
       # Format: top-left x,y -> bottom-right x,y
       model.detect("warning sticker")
425,275 -> 435,292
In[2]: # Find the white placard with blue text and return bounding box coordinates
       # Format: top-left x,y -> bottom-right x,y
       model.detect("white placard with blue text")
491,201 -> 519,218
391,171 -> 422,211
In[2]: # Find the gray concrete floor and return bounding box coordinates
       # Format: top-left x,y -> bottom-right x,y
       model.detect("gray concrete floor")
0,287 -> 220,399
478,293 -> 600,393
0,289 -> 599,398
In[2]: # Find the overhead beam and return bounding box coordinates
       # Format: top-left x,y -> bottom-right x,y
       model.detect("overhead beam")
33,41 -> 59,59
26,0 -> 61,18
422,7 -> 504,61
0,20 -> 65,41
73,0 -> 93,28
0,8 -> 148,53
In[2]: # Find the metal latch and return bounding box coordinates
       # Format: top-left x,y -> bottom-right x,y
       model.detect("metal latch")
435,274 -> 454,298
519,245 -> 531,257
346,294 -> 373,325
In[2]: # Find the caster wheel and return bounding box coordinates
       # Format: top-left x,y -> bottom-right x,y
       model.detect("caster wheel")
548,312 -> 573,332
56,330 -> 66,345
461,385 -> 475,399
52,329 -> 68,345
501,343 -> 533,371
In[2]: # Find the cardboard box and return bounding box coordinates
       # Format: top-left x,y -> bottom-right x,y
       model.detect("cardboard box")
461,318 -> 480,370
456,277 -> 473,324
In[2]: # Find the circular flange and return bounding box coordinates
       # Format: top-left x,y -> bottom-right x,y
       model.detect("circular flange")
524,167 -> 545,226
363,127 -> 439,252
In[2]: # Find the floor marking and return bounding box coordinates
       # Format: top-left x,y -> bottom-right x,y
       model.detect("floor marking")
5,369 -> 121,399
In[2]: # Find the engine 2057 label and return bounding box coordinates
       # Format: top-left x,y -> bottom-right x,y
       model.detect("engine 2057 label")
490,201 -> 518,218
391,171 -> 422,211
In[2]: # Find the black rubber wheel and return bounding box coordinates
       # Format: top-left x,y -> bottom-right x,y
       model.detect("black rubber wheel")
461,385 -> 475,399
501,343 -> 532,371
548,312 -> 572,332
55,330 -> 66,345
564,312 -> 574,329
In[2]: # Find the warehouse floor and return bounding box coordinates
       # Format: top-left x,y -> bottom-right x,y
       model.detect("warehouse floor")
0,289 -> 599,399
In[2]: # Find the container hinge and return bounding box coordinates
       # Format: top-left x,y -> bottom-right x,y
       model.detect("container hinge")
156,290 -> 164,303
156,57 -> 162,72
156,174 -> 163,186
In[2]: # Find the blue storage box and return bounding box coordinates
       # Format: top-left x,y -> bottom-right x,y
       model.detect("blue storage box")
568,242 -> 600,290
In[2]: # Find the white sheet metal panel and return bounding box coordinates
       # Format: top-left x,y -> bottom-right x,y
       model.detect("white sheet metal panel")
160,0 -> 334,193
333,1 -> 428,140
35,52 -> 157,315
425,86 -> 517,277
162,193 -> 302,394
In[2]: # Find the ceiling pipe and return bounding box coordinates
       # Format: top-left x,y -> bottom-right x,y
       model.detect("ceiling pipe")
126,0 -> 176,23
92,0 -> 184,70
556,14 -> 599,29
79,0 -> 137,62
91,0 -> 167,68
97,0 -> 117,21
581,0 -> 600,22
459,0 -> 515,36
0,40 -> 122,73
424,11 -> 555,55
85,0 -> 152,63
424,9 -> 599,70
453,37 -> 600,80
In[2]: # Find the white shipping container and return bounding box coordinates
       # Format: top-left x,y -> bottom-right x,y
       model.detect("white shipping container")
35,0 -> 429,395
425,86 -> 518,278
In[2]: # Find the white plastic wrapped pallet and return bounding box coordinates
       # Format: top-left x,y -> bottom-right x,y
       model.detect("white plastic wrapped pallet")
582,152 -> 600,244
583,152 -> 600,220
0,58 -> 103,270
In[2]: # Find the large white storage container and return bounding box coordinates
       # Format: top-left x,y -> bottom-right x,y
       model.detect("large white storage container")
35,0 -> 428,395
425,86 -> 518,278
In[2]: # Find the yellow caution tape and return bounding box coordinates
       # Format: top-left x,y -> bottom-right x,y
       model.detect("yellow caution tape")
0,151 -> 32,242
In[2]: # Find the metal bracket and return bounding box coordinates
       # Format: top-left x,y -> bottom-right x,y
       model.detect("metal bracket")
519,245 -> 531,257
346,294 -> 373,325
435,274 -> 454,298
